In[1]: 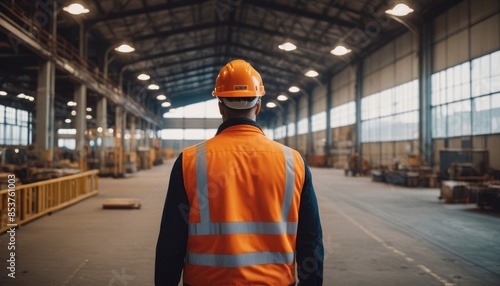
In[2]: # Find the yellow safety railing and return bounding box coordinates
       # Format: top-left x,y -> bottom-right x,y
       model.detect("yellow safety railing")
0,170 -> 99,233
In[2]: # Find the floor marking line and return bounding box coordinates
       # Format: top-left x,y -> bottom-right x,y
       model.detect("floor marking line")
336,207 -> 455,286
62,259 -> 88,286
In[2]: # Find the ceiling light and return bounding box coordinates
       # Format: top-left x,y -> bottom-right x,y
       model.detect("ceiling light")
277,94 -> 288,101
137,73 -> 150,81
114,44 -> 135,53
62,3 -> 89,15
67,101 -> 77,106
97,127 -> 103,133
156,94 -> 167,100
148,84 -> 160,90
27,96 -> 34,101
278,42 -> 297,51
108,128 -> 114,133
161,102 -> 172,107
304,70 -> 319,77
86,115 -> 92,120
0,91 -> 7,96
71,110 -> 77,116
86,107 -> 92,112
17,93 -> 26,98
266,102 -> 277,108
288,86 -> 300,93
385,3 -> 414,16
331,45 -> 352,56
65,119 -> 71,123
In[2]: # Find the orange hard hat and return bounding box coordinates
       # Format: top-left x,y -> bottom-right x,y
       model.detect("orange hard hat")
212,59 -> 266,97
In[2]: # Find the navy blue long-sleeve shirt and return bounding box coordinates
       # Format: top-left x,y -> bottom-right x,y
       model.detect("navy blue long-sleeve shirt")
155,118 -> 324,285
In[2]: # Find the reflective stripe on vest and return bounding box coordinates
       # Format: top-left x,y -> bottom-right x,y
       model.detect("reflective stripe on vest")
189,143 -> 297,267
186,251 -> 295,267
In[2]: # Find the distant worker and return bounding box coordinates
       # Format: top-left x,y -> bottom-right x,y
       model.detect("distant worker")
155,59 -> 324,285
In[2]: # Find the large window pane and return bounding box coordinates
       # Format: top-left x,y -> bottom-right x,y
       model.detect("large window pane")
297,118 -> 308,135
473,96 -> 491,135
311,112 -> 326,132
492,93 -> 500,133
288,122 -> 295,137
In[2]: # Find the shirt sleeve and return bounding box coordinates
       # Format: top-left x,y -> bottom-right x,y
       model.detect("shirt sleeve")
155,154 -> 189,286
296,160 -> 324,285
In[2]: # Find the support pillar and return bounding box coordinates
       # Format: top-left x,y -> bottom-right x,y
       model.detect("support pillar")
129,115 -> 136,151
325,79 -> 333,166
307,92 -> 314,156
115,106 -> 124,175
295,100 -> 300,151
355,62 -> 363,156
35,60 -> 55,166
419,21 -> 433,166
96,97 -> 107,172
74,84 -> 87,170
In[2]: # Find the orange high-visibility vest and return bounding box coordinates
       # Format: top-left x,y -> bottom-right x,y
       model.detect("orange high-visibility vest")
182,124 -> 305,285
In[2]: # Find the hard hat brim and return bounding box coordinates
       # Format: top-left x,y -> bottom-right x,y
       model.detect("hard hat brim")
220,97 -> 260,110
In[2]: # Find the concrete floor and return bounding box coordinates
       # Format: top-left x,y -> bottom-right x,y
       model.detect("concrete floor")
1,160 -> 499,285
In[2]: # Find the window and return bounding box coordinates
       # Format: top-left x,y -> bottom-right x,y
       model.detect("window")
431,50 -> 500,138
287,122 -> 295,137
331,101 -> 355,128
311,112 -> 326,132
361,80 -> 419,142
163,99 -> 220,119
297,118 -> 308,135
0,104 -> 32,145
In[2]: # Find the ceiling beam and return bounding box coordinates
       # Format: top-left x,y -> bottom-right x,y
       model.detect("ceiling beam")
249,0 -> 361,29
85,0 -> 206,28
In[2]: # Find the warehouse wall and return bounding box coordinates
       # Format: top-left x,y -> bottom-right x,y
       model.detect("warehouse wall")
330,66 -> 356,169
360,30 -> 419,168
432,0 -> 500,170
297,95 -> 309,155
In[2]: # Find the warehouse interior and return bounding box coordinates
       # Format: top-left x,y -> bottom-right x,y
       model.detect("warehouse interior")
0,0 -> 500,285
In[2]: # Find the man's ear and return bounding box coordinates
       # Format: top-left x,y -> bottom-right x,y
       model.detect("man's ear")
218,100 -> 225,116
254,100 -> 261,115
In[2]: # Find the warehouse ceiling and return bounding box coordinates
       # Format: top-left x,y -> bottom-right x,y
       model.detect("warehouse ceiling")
0,0 -> 459,125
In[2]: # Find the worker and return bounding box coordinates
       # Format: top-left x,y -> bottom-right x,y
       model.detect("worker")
155,59 -> 324,285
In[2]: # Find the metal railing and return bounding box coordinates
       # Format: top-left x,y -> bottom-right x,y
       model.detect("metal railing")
0,170 -> 99,233
0,1 -> 120,92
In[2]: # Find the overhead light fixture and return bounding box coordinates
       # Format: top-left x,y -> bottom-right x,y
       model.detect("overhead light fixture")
65,119 -> 72,123
278,42 -> 297,52
27,96 -> 34,101
62,3 -> 89,15
0,91 -> 7,96
67,101 -> 77,106
304,70 -> 319,77
331,45 -> 352,56
137,73 -> 150,81
156,94 -> 167,100
385,3 -> 414,16
266,102 -> 277,108
97,127 -> 103,133
288,86 -> 300,93
161,102 -> 172,107
86,115 -> 92,120
71,110 -> 77,116
148,84 -> 160,90
17,93 -> 26,98
86,107 -> 92,112
277,94 -> 288,101
114,44 -> 135,53
108,128 -> 114,133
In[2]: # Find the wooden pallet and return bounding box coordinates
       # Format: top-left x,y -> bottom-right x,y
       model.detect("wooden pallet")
102,198 -> 141,209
